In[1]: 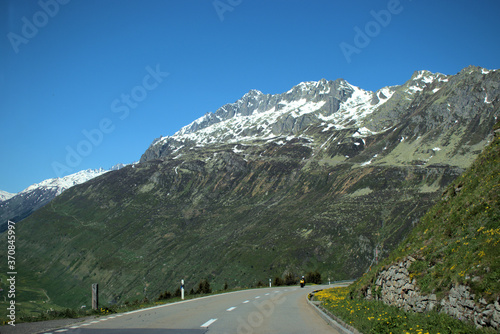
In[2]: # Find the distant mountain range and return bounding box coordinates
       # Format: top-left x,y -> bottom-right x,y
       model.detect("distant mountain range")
0,165 -> 127,232
7,65 -> 500,310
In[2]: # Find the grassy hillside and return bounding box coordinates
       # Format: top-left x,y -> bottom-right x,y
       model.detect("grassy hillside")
2,141 -> 457,312
352,121 -> 500,303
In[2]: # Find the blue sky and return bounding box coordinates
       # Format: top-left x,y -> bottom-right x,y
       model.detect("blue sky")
1,0 -> 500,193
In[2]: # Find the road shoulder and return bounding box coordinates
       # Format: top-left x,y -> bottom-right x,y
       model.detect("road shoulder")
307,289 -> 363,334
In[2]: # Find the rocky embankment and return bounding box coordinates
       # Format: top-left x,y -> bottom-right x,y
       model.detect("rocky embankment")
366,257 -> 500,330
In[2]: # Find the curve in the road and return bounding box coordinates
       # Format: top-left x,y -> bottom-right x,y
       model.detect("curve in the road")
33,285 -> 344,334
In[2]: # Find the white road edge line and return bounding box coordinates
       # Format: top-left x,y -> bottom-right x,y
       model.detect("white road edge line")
201,318 -> 218,327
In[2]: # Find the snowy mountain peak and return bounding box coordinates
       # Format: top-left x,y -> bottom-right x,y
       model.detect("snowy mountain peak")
402,70 -> 450,95
144,77 -> 388,158
242,89 -> 264,98
21,168 -> 108,196
411,70 -> 448,83
0,190 -> 15,202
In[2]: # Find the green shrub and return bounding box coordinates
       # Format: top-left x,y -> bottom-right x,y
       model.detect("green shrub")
196,279 -> 211,294
305,270 -> 322,284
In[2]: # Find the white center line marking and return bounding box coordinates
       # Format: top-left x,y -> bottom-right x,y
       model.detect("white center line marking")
201,318 -> 218,328
243,300 -> 250,303
255,296 -> 261,299
226,306 -> 236,311
265,293 -> 270,295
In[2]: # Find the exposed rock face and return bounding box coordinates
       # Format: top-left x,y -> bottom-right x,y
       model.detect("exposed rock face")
367,257 -> 437,313
441,285 -> 500,329
367,257 -> 500,330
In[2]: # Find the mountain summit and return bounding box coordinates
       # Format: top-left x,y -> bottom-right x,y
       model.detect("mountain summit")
141,68 -> 476,165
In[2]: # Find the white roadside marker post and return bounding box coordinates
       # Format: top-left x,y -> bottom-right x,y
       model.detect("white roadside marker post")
92,283 -> 98,310
269,278 -> 271,288
181,279 -> 185,300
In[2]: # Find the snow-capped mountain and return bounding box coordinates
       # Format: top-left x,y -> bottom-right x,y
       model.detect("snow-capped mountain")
19,168 -> 108,197
0,190 -> 15,202
0,167 -> 118,232
144,78 -> 396,154
142,67 -> 490,164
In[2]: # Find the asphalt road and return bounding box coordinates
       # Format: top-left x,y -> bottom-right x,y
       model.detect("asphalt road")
20,285 -> 342,334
